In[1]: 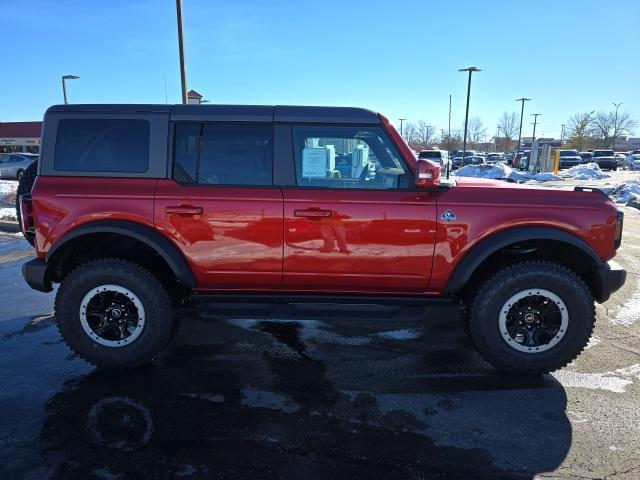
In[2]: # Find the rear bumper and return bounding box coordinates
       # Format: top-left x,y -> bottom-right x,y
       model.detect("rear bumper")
592,260 -> 626,303
596,159 -> 617,169
22,258 -> 52,293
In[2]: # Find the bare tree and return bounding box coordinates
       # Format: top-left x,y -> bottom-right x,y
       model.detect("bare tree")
565,112 -> 596,151
403,121 -> 417,144
414,120 -> 435,148
466,117 -> 486,148
592,110 -> 636,148
496,111 -> 519,151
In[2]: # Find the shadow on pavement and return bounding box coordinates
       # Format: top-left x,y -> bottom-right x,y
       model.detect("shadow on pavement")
18,306 -> 572,480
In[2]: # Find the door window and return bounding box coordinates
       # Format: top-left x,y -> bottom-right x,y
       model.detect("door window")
173,123 -> 273,186
292,125 -> 407,189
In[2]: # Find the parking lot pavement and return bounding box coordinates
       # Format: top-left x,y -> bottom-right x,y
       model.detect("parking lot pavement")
0,209 -> 639,480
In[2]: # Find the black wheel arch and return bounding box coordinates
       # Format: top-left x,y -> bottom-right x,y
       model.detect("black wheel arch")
444,226 -> 603,296
47,220 -> 197,288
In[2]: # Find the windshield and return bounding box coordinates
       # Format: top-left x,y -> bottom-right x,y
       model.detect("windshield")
593,150 -> 614,157
418,151 -> 441,159
560,150 -> 579,157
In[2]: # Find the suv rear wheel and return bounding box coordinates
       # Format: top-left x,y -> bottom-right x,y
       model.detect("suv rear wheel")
468,261 -> 595,375
55,258 -> 177,368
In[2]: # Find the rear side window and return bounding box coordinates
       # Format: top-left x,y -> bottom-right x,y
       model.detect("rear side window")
54,119 -> 150,172
173,123 -> 273,186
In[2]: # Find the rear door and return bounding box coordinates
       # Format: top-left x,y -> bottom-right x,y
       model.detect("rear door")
154,122 -> 283,290
281,124 -> 437,294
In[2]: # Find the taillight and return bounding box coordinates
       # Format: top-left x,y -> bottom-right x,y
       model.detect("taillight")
615,211 -> 624,249
19,194 -> 33,235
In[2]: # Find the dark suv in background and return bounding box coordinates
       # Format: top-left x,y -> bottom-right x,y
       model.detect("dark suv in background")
592,150 -> 617,170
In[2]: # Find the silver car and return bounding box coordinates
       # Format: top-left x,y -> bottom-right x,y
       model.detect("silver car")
0,153 -> 38,180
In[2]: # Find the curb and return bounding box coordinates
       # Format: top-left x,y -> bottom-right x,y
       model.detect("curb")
0,220 -> 20,233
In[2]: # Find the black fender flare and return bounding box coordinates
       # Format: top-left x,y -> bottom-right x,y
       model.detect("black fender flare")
47,220 -> 197,288
444,226 -> 602,295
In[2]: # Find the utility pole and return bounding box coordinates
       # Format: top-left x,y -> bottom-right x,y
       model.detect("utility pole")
515,97 -> 531,152
448,94 -> 452,151
458,67 -> 481,166
612,102 -> 622,150
425,125 -> 431,148
398,118 -> 406,139
496,126 -> 501,151
560,124 -> 566,145
441,129 -> 445,148
176,0 -> 188,104
531,113 -> 541,143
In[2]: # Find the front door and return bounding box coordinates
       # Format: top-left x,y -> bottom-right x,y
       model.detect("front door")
155,122 -> 283,290
282,125 -> 437,293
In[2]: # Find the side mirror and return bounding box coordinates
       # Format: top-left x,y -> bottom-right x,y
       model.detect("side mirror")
415,159 -> 441,188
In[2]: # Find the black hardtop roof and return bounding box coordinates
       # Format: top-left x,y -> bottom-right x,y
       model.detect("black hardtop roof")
46,104 -> 381,124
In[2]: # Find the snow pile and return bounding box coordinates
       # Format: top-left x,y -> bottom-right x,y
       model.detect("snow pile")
559,163 -> 610,180
454,163 -> 562,182
608,177 -> 640,206
0,180 -> 18,221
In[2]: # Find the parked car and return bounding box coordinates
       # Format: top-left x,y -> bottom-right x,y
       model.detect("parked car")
418,149 -> 452,173
18,103 -> 625,376
623,153 -> 640,170
592,150 -> 618,171
519,151 -> 532,170
485,153 -> 505,164
579,151 -> 594,164
0,153 -> 38,180
558,150 -> 583,169
452,155 -> 484,168
614,153 -> 626,167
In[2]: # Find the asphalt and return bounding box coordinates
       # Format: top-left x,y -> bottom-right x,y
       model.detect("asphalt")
0,208 -> 639,479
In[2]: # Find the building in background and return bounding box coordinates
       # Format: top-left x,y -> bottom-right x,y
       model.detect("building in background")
0,121 -> 42,154
187,90 -> 203,104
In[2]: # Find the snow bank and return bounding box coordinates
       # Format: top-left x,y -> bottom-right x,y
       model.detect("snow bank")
0,180 -> 18,221
559,163 -> 610,180
608,177 -> 640,206
453,163 -> 562,182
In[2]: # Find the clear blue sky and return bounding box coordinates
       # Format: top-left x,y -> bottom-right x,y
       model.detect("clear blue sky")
1,0 -> 638,139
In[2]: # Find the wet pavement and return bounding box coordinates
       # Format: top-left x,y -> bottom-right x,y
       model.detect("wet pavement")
1,210 -> 639,479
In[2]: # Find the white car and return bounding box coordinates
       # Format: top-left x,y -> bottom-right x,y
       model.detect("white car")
417,149 -> 452,172
614,153 -> 626,167
623,153 -> 640,171
0,153 -> 38,180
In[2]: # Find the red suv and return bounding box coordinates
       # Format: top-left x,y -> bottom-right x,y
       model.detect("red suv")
18,104 -> 625,374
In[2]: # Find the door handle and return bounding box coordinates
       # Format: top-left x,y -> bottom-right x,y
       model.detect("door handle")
165,205 -> 203,215
294,208 -> 332,218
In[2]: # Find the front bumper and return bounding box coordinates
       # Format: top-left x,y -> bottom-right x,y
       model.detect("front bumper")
22,258 -> 52,293
592,260 -> 626,303
596,159 -> 617,169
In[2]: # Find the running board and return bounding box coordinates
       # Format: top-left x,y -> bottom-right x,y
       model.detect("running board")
190,293 -> 453,307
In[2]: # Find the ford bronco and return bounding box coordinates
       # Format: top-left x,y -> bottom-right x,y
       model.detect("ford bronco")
18,104 -> 626,374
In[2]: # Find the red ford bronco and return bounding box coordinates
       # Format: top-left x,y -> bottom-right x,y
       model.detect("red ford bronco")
18,104 -> 625,374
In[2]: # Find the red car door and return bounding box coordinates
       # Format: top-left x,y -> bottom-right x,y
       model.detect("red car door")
282,124 -> 437,294
155,122 -> 283,290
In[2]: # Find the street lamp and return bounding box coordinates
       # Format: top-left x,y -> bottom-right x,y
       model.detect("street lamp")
612,102 -> 622,150
61,75 -> 79,104
515,97 -> 531,152
459,66 -> 481,165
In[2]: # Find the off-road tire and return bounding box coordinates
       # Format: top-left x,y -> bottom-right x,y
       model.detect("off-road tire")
55,258 -> 177,368
469,261 -> 595,375
15,161 -> 38,246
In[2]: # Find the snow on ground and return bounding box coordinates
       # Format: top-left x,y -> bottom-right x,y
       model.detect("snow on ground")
558,163 -> 610,181
453,163 -> 562,183
608,177 -> 640,206
0,181 -> 18,221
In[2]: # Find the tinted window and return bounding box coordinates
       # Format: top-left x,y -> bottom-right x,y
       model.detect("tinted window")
292,125 -> 406,189
173,123 -> 273,186
418,151 -> 442,159
593,150 -> 614,157
560,150 -> 579,156
54,119 -> 149,172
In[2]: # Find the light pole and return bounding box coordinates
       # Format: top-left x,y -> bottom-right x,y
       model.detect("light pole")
398,118 -> 406,139
61,75 -> 79,104
176,0 -> 188,104
531,113 -> 541,143
612,102 -> 622,150
459,66 -> 481,165
515,97 -> 531,152
496,126 -> 501,151
448,94 -> 452,151
560,124 -> 566,145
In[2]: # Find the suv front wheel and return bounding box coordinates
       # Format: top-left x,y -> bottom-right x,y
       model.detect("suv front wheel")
55,258 -> 177,368
468,261 -> 595,375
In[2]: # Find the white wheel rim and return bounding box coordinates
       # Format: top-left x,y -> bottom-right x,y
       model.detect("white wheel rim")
79,284 -> 145,347
498,288 -> 569,353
